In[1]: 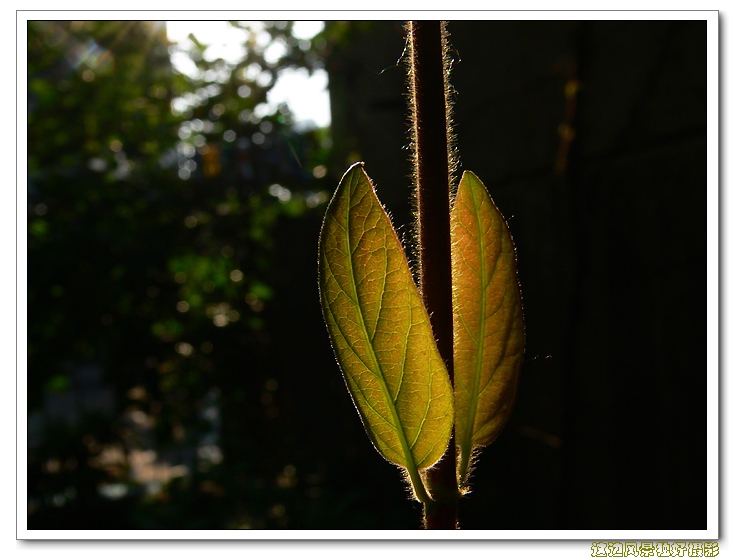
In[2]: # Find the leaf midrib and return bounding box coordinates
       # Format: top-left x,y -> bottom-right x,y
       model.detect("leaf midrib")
458,177 -> 509,482
340,173 -> 426,483
461,184 -> 486,472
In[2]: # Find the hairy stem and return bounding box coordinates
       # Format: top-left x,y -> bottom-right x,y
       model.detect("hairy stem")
408,20 -> 459,530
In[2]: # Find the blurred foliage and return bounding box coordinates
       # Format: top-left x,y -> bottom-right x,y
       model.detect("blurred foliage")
26,20 -> 337,529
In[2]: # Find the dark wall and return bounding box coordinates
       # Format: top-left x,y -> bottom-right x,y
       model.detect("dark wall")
324,20 -> 708,529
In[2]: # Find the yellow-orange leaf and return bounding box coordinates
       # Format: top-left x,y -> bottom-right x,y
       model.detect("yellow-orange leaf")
318,163 -> 454,501
451,171 -> 524,485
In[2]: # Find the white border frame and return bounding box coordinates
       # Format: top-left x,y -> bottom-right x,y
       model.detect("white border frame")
16,9 -> 720,544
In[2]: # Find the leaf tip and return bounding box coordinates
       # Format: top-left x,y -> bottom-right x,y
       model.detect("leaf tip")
343,160 -> 366,175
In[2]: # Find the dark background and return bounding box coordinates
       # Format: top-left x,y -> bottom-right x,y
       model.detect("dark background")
27,20 -> 708,530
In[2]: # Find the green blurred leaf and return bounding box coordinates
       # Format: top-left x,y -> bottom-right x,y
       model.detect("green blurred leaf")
44,374 -> 70,394
249,281 -> 273,301
29,219 -> 49,240
319,163 -> 454,502
451,171 -> 525,486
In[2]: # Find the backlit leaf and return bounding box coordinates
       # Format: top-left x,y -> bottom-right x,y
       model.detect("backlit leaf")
451,171 -> 524,485
319,163 -> 454,500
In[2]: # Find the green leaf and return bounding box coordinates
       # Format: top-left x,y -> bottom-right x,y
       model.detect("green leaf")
319,163 -> 454,501
451,171 -> 525,485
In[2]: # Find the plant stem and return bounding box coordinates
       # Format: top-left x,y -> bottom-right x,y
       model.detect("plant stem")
408,20 -> 459,530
